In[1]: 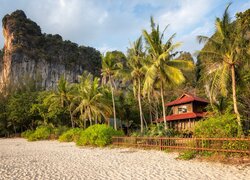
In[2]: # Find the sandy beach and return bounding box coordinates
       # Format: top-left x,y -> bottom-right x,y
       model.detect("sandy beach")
0,138 -> 249,180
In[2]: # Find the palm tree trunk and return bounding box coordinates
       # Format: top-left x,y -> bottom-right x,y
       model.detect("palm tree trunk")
69,110 -> 75,128
95,115 -> 97,124
155,102 -> 159,120
231,65 -> 242,135
88,109 -> 92,126
148,96 -> 153,125
109,76 -> 117,130
160,82 -> 167,129
138,79 -> 144,133
83,117 -> 86,129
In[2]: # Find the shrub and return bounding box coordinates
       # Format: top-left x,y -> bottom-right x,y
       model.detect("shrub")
194,113 -> 238,138
21,129 -> 34,138
58,128 -> 83,142
146,124 -> 177,137
52,126 -> 69,138
199,151 -> 214,157
222,140 -> 249,151
76,124 -> 124,147
130,131 -> 145,137
27,126 -> 52,141
178,150 -> 197,160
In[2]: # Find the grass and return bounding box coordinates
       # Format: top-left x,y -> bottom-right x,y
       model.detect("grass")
178,150 -> 197,160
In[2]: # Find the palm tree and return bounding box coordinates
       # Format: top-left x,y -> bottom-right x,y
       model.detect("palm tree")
101,52 -> 123,130
126,36 -> 146,133
73,72 -> 112,128
143,17 -> 194,129
197,3 -> 246,133
46,76 -> 75,127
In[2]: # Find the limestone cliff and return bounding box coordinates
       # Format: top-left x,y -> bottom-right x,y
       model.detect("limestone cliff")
0,10 -> 101,92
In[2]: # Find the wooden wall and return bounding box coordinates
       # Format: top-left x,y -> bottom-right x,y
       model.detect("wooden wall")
172,103 -> 192,114
169,119 -> 197,131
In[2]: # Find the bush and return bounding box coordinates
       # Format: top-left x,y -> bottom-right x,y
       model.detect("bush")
52,126 -> 69,138
27,126 -> 52,141
178,150 -> 197,160
76,124 -> 124,147
222,140 -> 249,151
21,129 -> 34,138
146,124 -> 177,137
58,128 -> 83,142
194,113 -> 238,138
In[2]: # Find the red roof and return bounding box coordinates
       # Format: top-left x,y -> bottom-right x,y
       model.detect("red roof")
165,93 -> 208,107
156,112 -> 206,122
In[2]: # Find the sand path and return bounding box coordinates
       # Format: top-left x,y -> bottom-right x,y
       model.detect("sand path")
0,138 -> 249,180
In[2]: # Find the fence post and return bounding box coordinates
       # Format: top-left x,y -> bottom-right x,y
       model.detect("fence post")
160,138 -> 163,151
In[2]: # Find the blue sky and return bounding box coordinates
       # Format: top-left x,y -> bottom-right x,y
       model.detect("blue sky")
0,0 -> 250,55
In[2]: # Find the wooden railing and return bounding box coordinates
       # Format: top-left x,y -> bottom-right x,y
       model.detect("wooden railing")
112,136 -> 250,154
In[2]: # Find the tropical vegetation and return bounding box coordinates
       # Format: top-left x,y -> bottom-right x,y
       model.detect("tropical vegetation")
1,4 -> 250,140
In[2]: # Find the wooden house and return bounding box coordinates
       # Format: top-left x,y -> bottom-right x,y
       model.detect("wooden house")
156,93 -> 208,131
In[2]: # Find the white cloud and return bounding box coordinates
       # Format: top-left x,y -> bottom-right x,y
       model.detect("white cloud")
158,0 -> 216,33
178,21 -> 214,54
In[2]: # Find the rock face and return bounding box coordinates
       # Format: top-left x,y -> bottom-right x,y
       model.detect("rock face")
0,10 -> 101,92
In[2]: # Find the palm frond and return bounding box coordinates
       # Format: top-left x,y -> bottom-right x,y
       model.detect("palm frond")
142,30 -> 157,56
167,59 -> 194,71
163,65 -> 185,86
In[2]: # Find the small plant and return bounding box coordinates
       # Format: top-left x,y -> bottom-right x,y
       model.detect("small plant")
178,150 -> 197,160
145,124 -> 177,137
164,149 -> 172,153
199,151 -> 214,157
76,124 -> 124,147
21,129 -> 34,138
58,128 -> 83,142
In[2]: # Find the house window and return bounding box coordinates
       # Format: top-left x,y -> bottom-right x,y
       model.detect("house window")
178,106 -> 187,114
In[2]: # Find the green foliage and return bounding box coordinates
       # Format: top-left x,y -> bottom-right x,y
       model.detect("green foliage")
194,113 -> 238,138
6,91 -> 38,133
76,124 -> 124,147
178,150 -> 197,160
131,131 -> 143,137
222,140 -> 249,151
21,129 -> 34,138
198,151 -> 214,157
2,6 -> 250,138
146,124 -> 177,137
27,125 -> 52,141
73,72 -> 112,128
58,128 -> 83,142
52,126 -> 69,138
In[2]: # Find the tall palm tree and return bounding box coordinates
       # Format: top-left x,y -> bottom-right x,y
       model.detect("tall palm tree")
46,76 -> 75,127
73,72 -> 112,128
197,3 -> 246,133
143,17 -> 194,129
50,76 -> 70,108
126,36 -> 146,133
101,52 -> 123,130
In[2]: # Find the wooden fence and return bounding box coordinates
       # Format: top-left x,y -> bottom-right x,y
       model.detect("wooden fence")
112,136 -> 250,154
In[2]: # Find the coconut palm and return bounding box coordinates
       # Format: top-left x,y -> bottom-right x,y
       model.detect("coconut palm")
101,52 -> 123,130
49,76 -> 70,108
197,3 -> 247,133
126,36 -> 146,133
143,17 -> 194,129
73,72 -> 112,128
46,76 -> 76,127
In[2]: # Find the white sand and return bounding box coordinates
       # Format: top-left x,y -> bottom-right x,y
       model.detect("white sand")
0,138 -> 249,180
